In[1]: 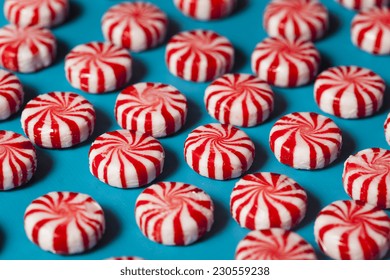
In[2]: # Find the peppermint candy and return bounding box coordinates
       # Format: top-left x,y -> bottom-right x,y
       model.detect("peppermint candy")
351,7 -> 390,55
204,73 -> 274,127
235,228 -> 317,260
269,112 -> 342,170
115,82 -> 188,138
336,0 -> 389,10
135,182 -> 214,245
166,30 -> 234,82
251,37 -> 320,87
184,123 -> 255,180
343,148 -> 390,209
102,2 -> 168,52
230,172 -> 307,230
264,0 -> 328,41
314,66 -> 385,119
89,130 -> 164,189
385,114 -> 390,145
0,131 -> 37,191
21,92 -> 96,149
24,191 -> 105,255
173,0 -> 237,21
0,25 -> 56,73
65,42 -> 132,93
4,0 -> 69,28
314,200 -> 390,260
0,70 -> 24,120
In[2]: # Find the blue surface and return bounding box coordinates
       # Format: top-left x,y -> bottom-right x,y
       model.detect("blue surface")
0,0 -> 390,260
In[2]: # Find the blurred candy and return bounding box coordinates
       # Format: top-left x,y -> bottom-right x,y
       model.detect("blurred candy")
0,69 -> 24,120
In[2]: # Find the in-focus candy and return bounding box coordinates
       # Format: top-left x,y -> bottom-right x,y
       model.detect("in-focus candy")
184,123 -> 255,180
89,130 -> 164,189
102,2 -> 168,52
251,37 -> 320,87
65,42 -> 132,93
4,0 -> 69,28
21,92 -> 96,149
0,25 -> 56,73
24,191 -> 105,255
230,172 -> 307,230
0,69 -> 24,120
115,82 -> 188,138
204,73 -> 274,127
314,200 -> 390,260
336,0 -> 389,10
0,130 -> 37,191
173,0 -> 237,21
351,7 -> 390,55
235,228 -> 317,260
166,30 -> 234,82
264,0 -> 329,41
314,66 -> 385,119
135,182 -> 214,245
269,112 -> 342,170
343,148 -> 390,209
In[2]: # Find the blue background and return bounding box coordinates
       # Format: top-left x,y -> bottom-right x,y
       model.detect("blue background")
0,0 -> 390,260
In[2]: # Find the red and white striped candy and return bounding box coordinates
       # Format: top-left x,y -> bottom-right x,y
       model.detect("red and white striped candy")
235,228 -> 317,260
230,172 -> 307,230
314,200 -> 390,260
336,0 -> 389,10
21,92 -> 96,149
173,0 -> 237,21
385,114 -> 390,145
135,182 -> 214,246
0,25 -> 56,73
264,0 -> 328,41
184,123 -> 255,180
102,2 -> 168,52
115,82 -> 188,138
314,66 -> 385,119
351,7 -> 390,55
0,69 -> 24,120
0,131 -> 37,191
89,130 -> 164,189
343,148 -> 390,209
204,73 -> 274,127
4,0 -> 69,28
24,191 -> 105,255
269,112 -> 342,170
165,30 -> 234,82
251,37 -> 320,87
65,42 -> 132,94
106,256 -> 143,260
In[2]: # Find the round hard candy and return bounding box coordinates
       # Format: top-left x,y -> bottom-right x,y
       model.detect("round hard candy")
0,69 -> 24,120
135,182 -> 214,245
204,73 -> 274,127
173,0 -> 237,21
251,37 -> 320,87
115,82 -> 188,138
336,0 -> 389,10
184,123 -> 255,180
102,2 -> 168,52
21,92 -> 96,149
89,130 -> 164,189
269,112 -> 342,170
314,200 -> 390,260
65,42 -> 132,93
0,130 -> 37,191
166,30 -> 234,82
24,191 -> 105,255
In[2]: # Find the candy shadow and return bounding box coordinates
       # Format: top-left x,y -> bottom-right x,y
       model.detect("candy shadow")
66,1 -> 83,25
247,141 -> 267,174
318,52 -> 333,73
86,107 -> 113,144
27,148 -> 54,187
158,146 -> 179,182
201,200 -> 230,243
232,46 -> 247,73
53,39 -> 70,66
268,91 -> 288,122
165,18 -> 181,43
91,208 -> 121,252
130,57 -> 147,84
182,98 -> 203,131
234,0 -> 250,15
333,129 -> 355,165
296,190 -> 321,229
378,85 -> 390,114
325,12 -> 341,40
